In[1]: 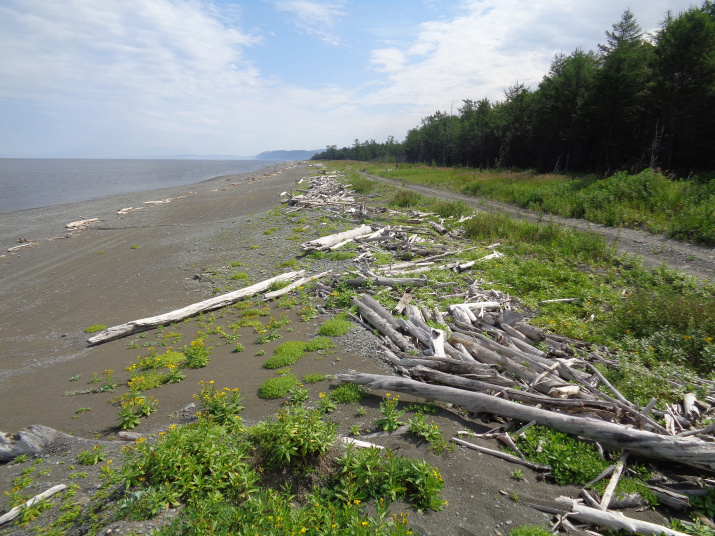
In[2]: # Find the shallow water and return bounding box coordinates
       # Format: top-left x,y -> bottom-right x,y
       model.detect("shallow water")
0,158 -> 276,213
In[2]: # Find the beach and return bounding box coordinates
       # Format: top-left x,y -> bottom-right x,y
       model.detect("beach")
0,161 -> 365,434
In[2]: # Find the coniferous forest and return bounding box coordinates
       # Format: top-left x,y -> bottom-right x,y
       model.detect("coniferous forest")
313,4 -> 715,178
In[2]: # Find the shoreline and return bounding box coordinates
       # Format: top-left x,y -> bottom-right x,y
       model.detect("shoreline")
0,161 -> 284,249
0,161 -> 314,433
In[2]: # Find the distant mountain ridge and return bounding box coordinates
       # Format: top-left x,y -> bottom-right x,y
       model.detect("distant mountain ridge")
255,149 -> 322,161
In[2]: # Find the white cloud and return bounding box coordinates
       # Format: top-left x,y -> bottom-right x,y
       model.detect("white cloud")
369,48 -> 407,73
272,0 -> 346,45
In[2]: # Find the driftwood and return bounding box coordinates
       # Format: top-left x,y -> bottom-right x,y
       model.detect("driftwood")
0,485 -> 67,526
553,497 -> 690,536
88,271 -> 305,344
335,373 -> 715,470
301,224 -> 373,252
264,270 -> 332,299
352,298 -> 413,353
452,438 -> 550,471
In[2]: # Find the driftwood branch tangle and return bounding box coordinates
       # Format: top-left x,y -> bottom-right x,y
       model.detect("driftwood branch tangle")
335,372 -> 715,470
88,271 -> 305,344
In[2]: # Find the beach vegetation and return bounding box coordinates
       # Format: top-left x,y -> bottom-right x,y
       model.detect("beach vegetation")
257,374 -> 299,399
303,373 -> 327,384
329,383 -> 365,404
317,315 -> 352,336
77,445 -> 106,466
375,394 -> 406,433
508,526 -> 554,536
84,324 -> 107,333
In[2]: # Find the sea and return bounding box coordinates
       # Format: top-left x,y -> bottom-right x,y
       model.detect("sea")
0,158 -> 276,214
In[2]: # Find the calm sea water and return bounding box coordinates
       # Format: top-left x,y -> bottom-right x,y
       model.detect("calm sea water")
0,159 -> 275,214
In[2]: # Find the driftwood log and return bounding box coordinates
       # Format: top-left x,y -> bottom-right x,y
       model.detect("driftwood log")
0,485 -> 67,526
335,373 -> 715,470
553,497 -> 690,536
87,271 -> 305,344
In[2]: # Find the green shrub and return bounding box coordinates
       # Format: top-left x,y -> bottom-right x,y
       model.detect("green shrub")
84,324 -> 107,333
257,374 -> 299,399
349,175 -> 377,194
231,272 -> 249,281
389,190 -> 423,208
249,405 -> 337,466
317,317 -> 352,336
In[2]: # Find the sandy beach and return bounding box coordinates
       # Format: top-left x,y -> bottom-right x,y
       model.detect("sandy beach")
0,161 -> 361,434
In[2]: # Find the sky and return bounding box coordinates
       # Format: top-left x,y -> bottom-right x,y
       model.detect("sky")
0,0 -> 699,158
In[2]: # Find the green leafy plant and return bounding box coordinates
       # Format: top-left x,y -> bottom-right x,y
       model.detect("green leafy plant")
84,324 -> 107,333
408,412 -> 449,453
249,404 -> 337,467
194,381 -> 244,425
317,392 -> 337,413
375,393 -> 406,432
77,445 -> 106,466
183,340 -> 211,368
509,526 -> 552,536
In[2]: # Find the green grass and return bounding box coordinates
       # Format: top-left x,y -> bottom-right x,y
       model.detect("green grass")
303,373 -> 327,384
368,163 -> 715,246
329,383 -> 365,404
84,324 -> 107,334
262,341 -> 307,369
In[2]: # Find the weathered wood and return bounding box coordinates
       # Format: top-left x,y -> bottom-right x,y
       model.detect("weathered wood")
352,298 -> 414,353
0,484 -> 67,526
88,271 -> 305,344
409,366 -> 618,414
553,497 -> 689,536
335,373 -> 715,469
301,224 -> 373,251
360,294 -> 401,330
600,453 -> 628,509
1,425 -> 124,462
453,438 -> 551,471
346,275 -> 428,287
264,271 -> 332,299
450,333 -> 568,396
513,322 -> 547,342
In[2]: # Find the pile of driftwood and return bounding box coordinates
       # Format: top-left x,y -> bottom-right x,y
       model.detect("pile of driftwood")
79,170 -> 715,535
281,172 -> 385,218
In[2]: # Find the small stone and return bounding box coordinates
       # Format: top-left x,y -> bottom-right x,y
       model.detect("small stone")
506,520 -> 512,525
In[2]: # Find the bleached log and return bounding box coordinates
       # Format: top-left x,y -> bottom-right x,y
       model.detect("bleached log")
405,304 -> 424,323
382,351 -> 498,377
360,294 -> 401,330
352,298 -> 413,353
513,322 -> 546,342
65,218 -> 99,228
450,333 -> 569,396
264,271 -> 332,299
335,373 -> 715,470
346,275 -> 428,287
683,393 -> 700,420
553,497 -> 689,536
301,224 -> 373,251
88,271 -> 304,344
429,329 -> 446,358
600,452 -> 628,509
7,243 -> 38,252
0,485 -> 67,526
340,437 -> 385,450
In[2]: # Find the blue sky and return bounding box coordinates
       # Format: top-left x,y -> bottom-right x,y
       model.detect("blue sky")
0,0 -> 698,158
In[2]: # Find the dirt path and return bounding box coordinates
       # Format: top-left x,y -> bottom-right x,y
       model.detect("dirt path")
360,172 -> 715,281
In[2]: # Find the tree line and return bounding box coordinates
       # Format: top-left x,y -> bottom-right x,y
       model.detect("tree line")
313,3 -> 715,177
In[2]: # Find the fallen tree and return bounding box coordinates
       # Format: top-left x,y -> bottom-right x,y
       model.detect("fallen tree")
88,271 -> 305,344
335,372 -> 715,470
